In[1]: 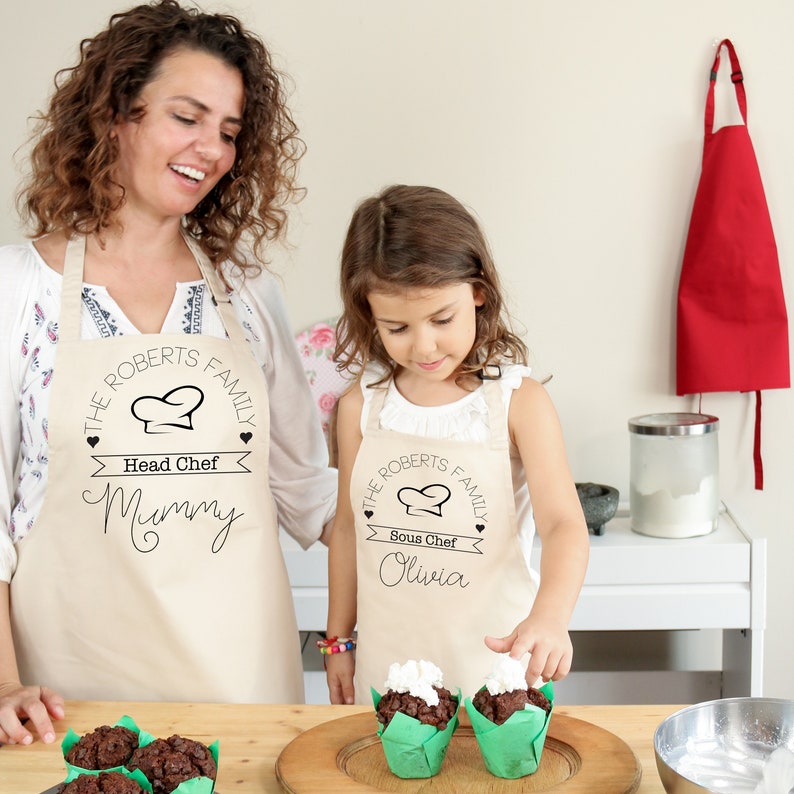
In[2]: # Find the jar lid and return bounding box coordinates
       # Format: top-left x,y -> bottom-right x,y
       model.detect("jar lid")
628,412 -> 719,436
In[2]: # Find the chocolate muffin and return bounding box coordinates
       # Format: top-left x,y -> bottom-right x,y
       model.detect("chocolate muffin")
472,684 -> 551,725
376,685 -> 458,731
57,771 -> 145,793
65,725 -> 139,770
127,735 -> 217,794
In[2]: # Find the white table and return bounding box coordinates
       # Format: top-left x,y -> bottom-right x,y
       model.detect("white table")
281,502 -> 765,700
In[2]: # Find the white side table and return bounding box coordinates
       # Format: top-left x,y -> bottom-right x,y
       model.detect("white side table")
555,504 -> 765,697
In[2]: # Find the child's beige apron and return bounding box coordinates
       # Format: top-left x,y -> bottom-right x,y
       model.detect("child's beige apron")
9,236 -> 304,703
352,380 -> 538,701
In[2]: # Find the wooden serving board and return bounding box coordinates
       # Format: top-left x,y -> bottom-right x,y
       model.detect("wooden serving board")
276,711 -> 641,792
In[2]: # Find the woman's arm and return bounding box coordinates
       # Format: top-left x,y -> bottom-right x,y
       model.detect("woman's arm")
0,582 -> 65,745
0,248 -> 28,583
485,377 -> 589,684
232,269 -> 337,547
324,386 -> 364,704
0,248 -> 64,744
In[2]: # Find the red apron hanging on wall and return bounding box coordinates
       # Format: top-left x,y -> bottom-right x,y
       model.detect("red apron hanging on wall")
676,38 -> 790,490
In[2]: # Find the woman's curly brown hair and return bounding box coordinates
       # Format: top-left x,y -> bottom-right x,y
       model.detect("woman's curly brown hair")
17,0 -> 304,271
334,185 -> 528,387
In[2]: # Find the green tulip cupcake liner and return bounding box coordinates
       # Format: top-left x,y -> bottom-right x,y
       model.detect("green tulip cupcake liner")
464,679 -> 555,779
62,715 -> 219,793
372,686 -> 461,778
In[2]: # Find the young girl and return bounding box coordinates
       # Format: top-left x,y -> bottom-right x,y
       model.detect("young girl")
325,185 -> 589,705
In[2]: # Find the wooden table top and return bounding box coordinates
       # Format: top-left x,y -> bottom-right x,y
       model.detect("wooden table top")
0,701 -> 680,793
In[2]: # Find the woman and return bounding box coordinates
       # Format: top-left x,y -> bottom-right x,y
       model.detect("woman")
0,0 -> 336,745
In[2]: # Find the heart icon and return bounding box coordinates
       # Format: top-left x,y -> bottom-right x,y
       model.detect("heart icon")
240,432 -> 253,444
87,436 -> 99,448
364,510 -> 373,519
475,524 -> 485,532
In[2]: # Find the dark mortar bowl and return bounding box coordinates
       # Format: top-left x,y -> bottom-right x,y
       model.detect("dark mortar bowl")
575,482 -> 619,535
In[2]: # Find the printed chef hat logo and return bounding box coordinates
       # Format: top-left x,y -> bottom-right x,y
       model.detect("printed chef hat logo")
397,484 -> 451,517
131,385 -> 204,433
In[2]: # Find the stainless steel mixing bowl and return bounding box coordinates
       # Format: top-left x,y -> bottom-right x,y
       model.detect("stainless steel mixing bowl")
654,697 -> 794,793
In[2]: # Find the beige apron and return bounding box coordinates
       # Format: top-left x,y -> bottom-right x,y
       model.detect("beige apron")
352,380 -> 538,702
10,235 -> 303,703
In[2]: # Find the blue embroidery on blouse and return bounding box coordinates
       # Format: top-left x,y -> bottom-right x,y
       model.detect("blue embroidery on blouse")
182,283 -> 205,335
82,287 -> 120,338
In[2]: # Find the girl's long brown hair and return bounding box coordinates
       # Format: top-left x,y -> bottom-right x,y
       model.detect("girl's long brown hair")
17,0 -> 304,271
335,185 -> 527,385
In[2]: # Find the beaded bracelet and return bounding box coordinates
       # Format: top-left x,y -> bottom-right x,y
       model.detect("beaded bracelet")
316,635 -> 356,655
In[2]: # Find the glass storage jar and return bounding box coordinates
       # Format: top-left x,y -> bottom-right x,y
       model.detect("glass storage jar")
628,413 -> 719,538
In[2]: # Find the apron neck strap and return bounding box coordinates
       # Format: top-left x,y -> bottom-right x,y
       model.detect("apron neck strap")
60,235 -> 87,342
482,378 -> 509,448
705,38 -> 748,136
180,232 -> 249,348
366,384 -> 388,432
59,232 -> 249,348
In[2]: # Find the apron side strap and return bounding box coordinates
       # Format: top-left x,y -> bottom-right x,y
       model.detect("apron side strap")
705,38 -> 748,137
753,389 -> 764,490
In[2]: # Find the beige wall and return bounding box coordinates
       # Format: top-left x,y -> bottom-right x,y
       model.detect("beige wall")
2,1 -> 792,698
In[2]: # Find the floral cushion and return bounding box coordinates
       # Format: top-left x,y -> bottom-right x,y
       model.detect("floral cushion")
294,317 -> 350,441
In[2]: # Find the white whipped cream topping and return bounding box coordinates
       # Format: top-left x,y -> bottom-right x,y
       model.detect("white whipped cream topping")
384,659 -> 444,706
484,653 -> 529,696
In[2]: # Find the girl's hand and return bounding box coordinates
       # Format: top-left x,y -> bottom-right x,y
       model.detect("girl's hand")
0,682 -> 64,745
325,653 -> 356,705
484,614 -> 573,685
